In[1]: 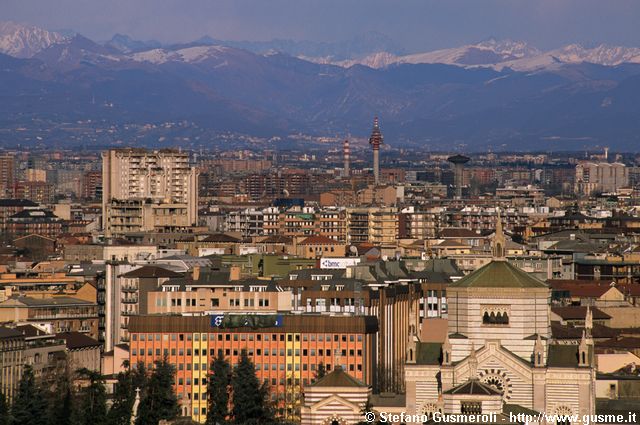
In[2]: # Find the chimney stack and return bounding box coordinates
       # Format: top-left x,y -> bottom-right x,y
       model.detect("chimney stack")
343,139 -> 350,178
229,265 -> 241,281
192,266 -> 200,281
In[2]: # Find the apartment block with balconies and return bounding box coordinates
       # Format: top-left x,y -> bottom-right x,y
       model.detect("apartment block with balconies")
102,148 -> 198,237
0,296 -> 99,339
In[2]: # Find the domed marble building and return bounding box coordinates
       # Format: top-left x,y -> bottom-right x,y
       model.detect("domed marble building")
404,229 -> 596,424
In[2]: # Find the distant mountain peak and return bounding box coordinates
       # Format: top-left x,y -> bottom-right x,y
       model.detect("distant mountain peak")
0,21 -> 67,58
105,33 -> 162,53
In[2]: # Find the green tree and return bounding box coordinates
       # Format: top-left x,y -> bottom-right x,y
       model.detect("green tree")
356,396 -> 382,425
107,371 -> 134,425
131,362 -> 148,392
315,362 -> 326,380
0,392 -> 10,425
136,357 -> 179,425
206,354 -> 231,425
48,382 -> 75,425
11,365 -> 48,425
75,368 -> 107,425
283,373 -> 301,424
107,362 -> 148,425
47,364 -> 76,425
231,349 -> 274,425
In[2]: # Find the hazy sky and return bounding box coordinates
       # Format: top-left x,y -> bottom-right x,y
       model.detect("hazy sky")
4,0 -> 640,51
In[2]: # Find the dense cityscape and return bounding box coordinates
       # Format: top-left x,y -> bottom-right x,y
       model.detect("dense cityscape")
1,117 -> 640,424
3,1 -> 640,424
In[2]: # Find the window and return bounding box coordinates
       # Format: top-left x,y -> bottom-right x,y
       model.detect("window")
461,401 -> 482,415
482,307 -> 509,325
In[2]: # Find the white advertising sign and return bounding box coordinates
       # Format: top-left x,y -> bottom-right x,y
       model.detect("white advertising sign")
320,257 -> 361,269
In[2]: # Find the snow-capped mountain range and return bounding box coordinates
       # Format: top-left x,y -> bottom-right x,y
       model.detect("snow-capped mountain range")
0,21 -> 67,58
2,21 -> 640,150
131,45 -> 233,64
314,39 -> 640,71
2,21 -> 640,71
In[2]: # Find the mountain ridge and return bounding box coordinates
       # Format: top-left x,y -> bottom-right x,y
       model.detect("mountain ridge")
320,40 -> 640,71
1,22 -> 640,150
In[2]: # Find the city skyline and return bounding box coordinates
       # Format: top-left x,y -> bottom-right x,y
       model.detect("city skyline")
2,3 -> 640,425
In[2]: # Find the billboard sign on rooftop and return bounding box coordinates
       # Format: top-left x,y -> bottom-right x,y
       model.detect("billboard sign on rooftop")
319,257 -> 361,269
210,314 -> 283,329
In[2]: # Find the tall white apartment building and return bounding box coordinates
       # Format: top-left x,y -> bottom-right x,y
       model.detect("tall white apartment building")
102,148 -> 198,236
575,162 -> 628,196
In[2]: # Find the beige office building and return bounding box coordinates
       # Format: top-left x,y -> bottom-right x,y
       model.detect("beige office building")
575,162 -> 628,195
0,153 -> 15,198
102,148 -> 198,236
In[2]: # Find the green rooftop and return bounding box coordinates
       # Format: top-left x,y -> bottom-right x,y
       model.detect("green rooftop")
449,260 -> 547,289
310,366 -> 367,388
415,342 -> 442,365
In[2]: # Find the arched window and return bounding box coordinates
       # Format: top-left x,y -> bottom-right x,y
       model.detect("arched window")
409,349 -> 414,362
581,351 -> 586,364
483,308 -> 509,325
555,406 -> 572,425
421,403 -> 441,423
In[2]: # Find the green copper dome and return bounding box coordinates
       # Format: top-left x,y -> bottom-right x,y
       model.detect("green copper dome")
449,260 -> 547,289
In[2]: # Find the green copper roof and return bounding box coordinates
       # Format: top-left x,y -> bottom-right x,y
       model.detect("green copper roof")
310,366 -> 367,388
547,344 -> 593,368
415,342 -> 442,365
449,260 -> 547,289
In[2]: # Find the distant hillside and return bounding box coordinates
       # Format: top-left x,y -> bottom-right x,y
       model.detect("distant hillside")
1,23 -> 640,150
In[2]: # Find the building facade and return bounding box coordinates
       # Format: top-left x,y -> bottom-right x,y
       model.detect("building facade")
102,149 -> 198,236
575,162 -> 628,196
0,327 -> 25,403
0,153 -> 15,198
128,314 -> 378,423
405,260 -> 596,423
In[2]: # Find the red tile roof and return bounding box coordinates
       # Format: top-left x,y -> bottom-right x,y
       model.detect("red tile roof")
551,306 -> 611,320
440,228 -> 480,238
547,280 -> 618,298
56,332 -> 101,349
